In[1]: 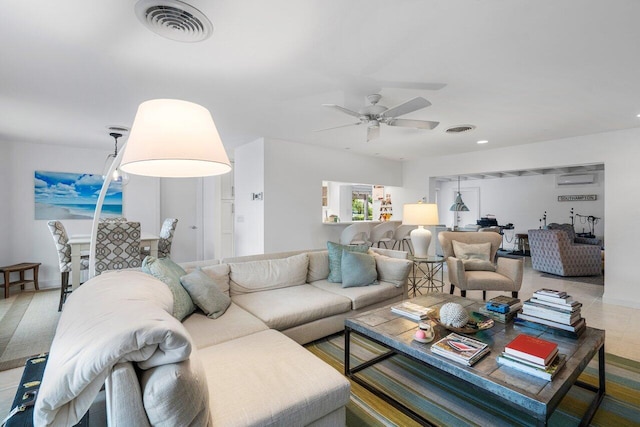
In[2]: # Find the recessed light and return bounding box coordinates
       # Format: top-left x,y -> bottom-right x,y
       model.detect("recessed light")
637,113 -> 640,118
477,140 -> 489,144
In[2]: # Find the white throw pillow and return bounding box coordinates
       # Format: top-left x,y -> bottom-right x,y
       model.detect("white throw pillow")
371,251 -> 412,287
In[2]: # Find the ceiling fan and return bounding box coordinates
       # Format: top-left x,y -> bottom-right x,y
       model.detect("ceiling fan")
317,94 -> 439,142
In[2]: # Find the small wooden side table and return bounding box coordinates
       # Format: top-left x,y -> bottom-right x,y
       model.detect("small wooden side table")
0,262 -> 41,298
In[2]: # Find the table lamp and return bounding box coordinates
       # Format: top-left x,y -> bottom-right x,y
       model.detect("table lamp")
88,99 -> 232,277
403,202 -> 439,258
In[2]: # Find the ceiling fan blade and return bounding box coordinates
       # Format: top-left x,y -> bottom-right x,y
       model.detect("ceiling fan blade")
386,118 -> 439,130
322,104 -> 362,118
367,125 -> 380,142
382,97 -> 431,118
313,122 -> 362,132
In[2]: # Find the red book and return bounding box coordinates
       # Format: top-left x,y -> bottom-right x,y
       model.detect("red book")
504,334 -> 558,366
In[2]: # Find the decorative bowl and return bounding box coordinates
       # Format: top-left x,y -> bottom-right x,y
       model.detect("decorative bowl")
429,309 -> 494,334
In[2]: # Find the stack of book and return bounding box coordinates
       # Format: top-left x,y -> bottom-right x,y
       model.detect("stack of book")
478,295 -> 523,323
516,289 -> 586,337
497,334 -> 567,381
391,301 -> 432,321
430,333 -> 490,366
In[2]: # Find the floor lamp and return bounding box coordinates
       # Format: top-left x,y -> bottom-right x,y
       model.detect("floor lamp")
402,202 -> 439,258
88,99 -> 232,278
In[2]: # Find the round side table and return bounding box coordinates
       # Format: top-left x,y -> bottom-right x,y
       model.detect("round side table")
409,256 -> 445,296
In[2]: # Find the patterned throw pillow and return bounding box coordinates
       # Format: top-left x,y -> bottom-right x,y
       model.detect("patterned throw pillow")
341,250 -> 378,288
327,241 -> 370,283
180,268 -> 231,319
142,256 -> 196,321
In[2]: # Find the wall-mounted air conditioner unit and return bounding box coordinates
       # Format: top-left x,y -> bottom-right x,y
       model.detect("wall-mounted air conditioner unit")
556,174 -> 595,185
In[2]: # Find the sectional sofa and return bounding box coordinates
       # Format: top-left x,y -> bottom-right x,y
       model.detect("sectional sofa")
34,246 -> 412,426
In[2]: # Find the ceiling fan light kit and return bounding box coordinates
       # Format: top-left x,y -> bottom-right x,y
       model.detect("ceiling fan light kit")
318,94 -> 439,142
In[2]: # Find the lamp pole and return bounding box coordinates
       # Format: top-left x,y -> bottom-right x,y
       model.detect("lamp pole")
88,141 -> 127,278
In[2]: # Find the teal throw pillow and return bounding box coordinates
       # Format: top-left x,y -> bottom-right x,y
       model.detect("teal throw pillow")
327,241 -> 370,283
180,268 -> 231,319
341,250 -> 378,288
142,256 -> 195,321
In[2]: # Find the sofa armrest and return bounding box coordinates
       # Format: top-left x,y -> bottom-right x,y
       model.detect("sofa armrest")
105,363 -> 150,427
445,257 -> 466,288
496,257 -> 524,287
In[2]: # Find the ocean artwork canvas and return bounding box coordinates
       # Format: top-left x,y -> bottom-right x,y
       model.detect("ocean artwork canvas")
34,170 -> 123,220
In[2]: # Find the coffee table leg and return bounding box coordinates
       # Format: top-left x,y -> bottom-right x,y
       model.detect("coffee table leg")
344,327 -> 351,376
574,344 -> 606,426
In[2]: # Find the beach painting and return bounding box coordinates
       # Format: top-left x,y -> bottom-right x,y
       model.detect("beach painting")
34,170 -> 123,220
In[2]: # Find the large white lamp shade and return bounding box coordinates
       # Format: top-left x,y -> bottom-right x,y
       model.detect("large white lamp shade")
403,203 -> 439,258
120,99 -> 231,177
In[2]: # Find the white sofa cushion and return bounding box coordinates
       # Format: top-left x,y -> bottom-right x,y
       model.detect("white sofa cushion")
307,250 -> 330,282
199,329 -> 350,427
232,285 -> 352,330
141,346 -> 211,427
229,253 -> 309,295
182,303 -> 269,349
311,279 -> 403,310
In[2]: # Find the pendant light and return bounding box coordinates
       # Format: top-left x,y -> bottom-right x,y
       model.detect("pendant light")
103,132 -> 130,185
449,176 -> 469,212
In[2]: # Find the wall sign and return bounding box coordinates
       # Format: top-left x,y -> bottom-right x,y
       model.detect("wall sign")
558,194 -> 597,202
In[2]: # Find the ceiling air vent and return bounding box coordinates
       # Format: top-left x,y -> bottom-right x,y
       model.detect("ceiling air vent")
445,125 -> 476,134
135,0 -> 213,43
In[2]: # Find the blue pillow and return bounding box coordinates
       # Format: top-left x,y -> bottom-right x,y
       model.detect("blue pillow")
180,268 -> 231,319
341,250 -> 378,288
142,256 -> 195,321
327,241 -> 370,283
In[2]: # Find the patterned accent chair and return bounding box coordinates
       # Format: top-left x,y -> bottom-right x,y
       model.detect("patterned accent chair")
547,223 -> 602,247
528,229 -> 602,277
99,217 -> 128,222
95,221 -> 142,275
47,221 -> 89,311
438,231 -> 523,300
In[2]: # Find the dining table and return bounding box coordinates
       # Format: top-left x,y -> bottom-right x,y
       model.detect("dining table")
68,233 -> 160,289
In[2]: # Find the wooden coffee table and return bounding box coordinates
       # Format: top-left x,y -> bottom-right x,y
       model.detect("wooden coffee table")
344,293 -> 605,426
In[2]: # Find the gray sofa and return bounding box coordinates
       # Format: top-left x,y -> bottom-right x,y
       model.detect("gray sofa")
35,247 -> 412,426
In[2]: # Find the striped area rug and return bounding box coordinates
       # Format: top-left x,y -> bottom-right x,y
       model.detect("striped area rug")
306,333 -> 640,426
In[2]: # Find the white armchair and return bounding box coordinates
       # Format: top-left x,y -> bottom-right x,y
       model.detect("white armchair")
438,231 -> 523,300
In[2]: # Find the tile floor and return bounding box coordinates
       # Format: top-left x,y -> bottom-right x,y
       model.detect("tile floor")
0,259 -> 637,421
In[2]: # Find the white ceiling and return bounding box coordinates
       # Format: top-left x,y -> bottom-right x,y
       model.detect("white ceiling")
2,0 -> 640,161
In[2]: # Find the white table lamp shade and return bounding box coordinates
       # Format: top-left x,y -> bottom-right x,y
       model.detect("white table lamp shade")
403,203 -> 439,258
120,99 -> 231,178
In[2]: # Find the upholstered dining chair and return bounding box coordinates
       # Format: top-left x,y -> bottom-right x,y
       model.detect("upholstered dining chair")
339,223 -> 372,246
99,217 -> 128,222
47,220 -> 89,311
95,221 -> 142,275
140,218 -> 178,260
438,231 -> 523,300
370,221 -> 398,248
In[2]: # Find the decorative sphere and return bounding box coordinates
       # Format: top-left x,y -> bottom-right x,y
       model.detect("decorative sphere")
439,303 -> 469,328
415,330 -> 426,340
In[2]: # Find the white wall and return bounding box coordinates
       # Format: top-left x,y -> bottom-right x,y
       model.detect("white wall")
234,138 -> 265,256
437,172 -> 605,249
404,128 -> 640,309
0,144 -> 10,265
2,140 -> 159,288
249,138 -> 411,253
